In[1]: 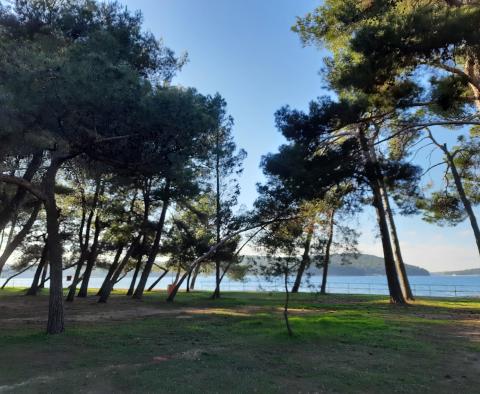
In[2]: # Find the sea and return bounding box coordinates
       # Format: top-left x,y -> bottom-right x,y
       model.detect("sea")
1,272 -> 480,298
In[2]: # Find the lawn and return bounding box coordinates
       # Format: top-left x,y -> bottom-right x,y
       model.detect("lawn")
0,289 -> 479,393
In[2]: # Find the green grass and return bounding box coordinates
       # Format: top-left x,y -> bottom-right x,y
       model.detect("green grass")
0,290 -> 479,393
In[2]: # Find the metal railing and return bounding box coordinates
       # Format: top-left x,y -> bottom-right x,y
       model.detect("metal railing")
191,279 -> 480,298
2,277 -> 479,298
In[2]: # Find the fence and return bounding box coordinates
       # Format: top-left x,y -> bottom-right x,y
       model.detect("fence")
2,276 -> 480,298
191,279 -> 480,298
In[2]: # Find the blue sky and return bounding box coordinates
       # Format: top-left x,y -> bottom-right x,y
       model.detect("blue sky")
122,0 -> 479,272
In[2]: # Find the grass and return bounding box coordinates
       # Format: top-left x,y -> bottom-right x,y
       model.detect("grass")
0,289 -> 479,393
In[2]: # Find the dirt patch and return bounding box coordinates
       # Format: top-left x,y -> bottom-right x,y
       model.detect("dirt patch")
0,293 -> 278,327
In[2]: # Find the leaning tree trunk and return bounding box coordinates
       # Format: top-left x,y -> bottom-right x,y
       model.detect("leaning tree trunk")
0,151 -> 43,233
189,262 -> 201,290
133,184 -> 170,300
66,180 -> 99,302
291,224 -> 314,293
358,129 -> 406,304
39,262 -> 48,289
127,255 -> 142,296
283,264 -> 293,337
77,214 -> 102,298
320,209 -> 335,295
168,219 -> 284,302
26,241 -> 48,296
66,254 -> 86,302
166,271 -> 190,302
213,129 -> 222,299
447,147 -> 480,255
97,244 -> 124,296
98,236 -> 140,303
379,183 -> 414,300
147,269 -> 169,292
429,132 -> 480,257
370,144 -> 414,301
43,158 -> 66,335
0,201 -> 41,275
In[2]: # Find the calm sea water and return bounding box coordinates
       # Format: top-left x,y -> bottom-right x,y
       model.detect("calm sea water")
2,273 -> 480,298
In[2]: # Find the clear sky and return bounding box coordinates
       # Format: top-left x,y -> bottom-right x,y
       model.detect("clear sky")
121,0 -> 479,272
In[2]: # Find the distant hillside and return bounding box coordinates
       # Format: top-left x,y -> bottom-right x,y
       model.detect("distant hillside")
244,254 -> 430,276
435,268 -> 480,276
2,253 -> 430,279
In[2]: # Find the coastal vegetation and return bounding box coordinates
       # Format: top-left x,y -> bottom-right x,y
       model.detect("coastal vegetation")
0,4 -> 478,392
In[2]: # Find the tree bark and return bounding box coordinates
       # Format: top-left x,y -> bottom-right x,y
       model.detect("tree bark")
43,157 -> 66,334
320,209 -> 335,295
133,180 -> 170,300
291,223 -> 314,293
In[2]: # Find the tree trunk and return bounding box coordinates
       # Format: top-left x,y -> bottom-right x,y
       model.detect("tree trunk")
43,158 -> 65,334
379,183 -> 415,300
0,151 -> 43,232
429,133 -> 480,257
357,129 -> 406,304
39,262 -> 48,289
127,255 -> 142,296
0,201 -> 41,274
26,241 -> 48,296
369,145 -> 414,301
98,236 -> 140,303
213,130 -> 223,299
186,270 -> 192,292
66,184 -> 90,302
291,223 -> 314,293
320,209 -> 335,295
167,219 -> 283,302
126,185 -> 150,296
447,148 -> 480,256
283,265 -> 293,337
189,262 -> 201,290
146,269 -> 169,292
97,245 -> 124,296
65,255 -> 85,301
166,271 -> 189,302
133,182 -> 170,300
77,214 -> 102,298
1,262 -> 36,289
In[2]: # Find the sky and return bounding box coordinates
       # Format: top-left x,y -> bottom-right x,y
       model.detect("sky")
121,0 -> 479,272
